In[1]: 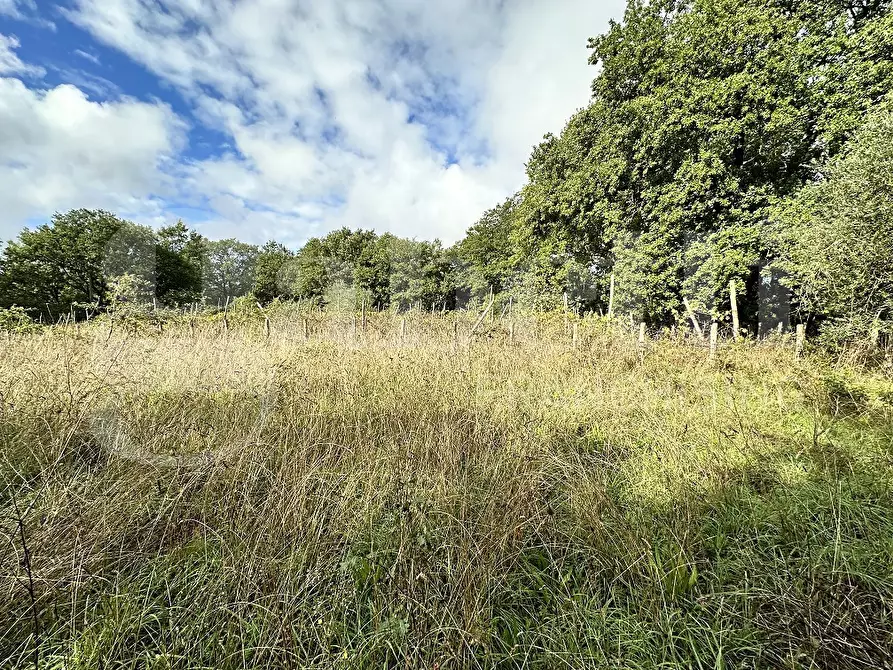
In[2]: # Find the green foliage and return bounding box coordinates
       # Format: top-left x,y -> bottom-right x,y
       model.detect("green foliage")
202,239 -> 259,307
108,273 -> 155,308
156,221 -> 206,306
504,0 -> 893,326
348,231 -> 393,309
283,229 -> 382,307
0,209 -> 143,319
0,211 -> 213,318
253,241 -> 294,305
277,228 -> 457,311
457,195 -> 520,297
0,305 -> 38,333
284,237 -> 330,305
105,273 -> 158,331
775,104 -> 893,342
386,237 -> 454,310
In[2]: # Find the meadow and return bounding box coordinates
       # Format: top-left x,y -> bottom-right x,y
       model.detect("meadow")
1,309 -> 892,669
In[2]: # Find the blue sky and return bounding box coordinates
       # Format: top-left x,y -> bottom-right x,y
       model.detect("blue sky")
0,0 -> 623,247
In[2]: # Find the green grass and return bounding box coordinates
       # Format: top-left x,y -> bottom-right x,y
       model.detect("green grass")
1,312 -> 892,668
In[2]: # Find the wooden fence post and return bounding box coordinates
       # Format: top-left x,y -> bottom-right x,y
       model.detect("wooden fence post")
467,295 -> 497,346
607,272 -> 615,318
709,322 -> 718,361
639,322 -> 646,349
564,292 -> 570,334
729,280 -> 740,341
683,297 -> 705,340
264,315 -> 271,339
795,324 -> 805,359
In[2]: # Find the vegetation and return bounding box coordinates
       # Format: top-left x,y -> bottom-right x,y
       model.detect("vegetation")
2,0 -> 893,665
511,0 -> 893,329
0,215 -> 464,319
775,104 -> 893,344
2,313 -> 892,668
2,0 -> 892,343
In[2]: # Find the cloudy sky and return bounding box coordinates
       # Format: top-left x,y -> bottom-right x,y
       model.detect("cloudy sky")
0,0 -> 623,247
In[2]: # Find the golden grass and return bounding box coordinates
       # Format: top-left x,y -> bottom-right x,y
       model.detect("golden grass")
1,312 -> 892,668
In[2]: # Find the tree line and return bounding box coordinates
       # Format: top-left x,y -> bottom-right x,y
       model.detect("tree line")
1,0 -> 892,343
0,212 -> 466,319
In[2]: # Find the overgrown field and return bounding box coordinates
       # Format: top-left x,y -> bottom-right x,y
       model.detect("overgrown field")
2,314 -> 892,669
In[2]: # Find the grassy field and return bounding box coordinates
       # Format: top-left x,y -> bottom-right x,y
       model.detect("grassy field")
1,311 -> 892,669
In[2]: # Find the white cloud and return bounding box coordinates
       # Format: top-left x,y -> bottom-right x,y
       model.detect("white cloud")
478,0 -> 620,175
0,33 -> 44,77
48,65 -> 121,99
73,49 -> 101,65
0,77 -> 186,231
0,0 -> 27,18
0,0 -> 56,30
6,0 -> 624,245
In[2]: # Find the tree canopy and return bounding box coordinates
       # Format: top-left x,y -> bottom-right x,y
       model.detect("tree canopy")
512,0 -> 893,327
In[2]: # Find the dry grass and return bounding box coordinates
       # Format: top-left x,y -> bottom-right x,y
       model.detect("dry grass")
1,310 -> 892,668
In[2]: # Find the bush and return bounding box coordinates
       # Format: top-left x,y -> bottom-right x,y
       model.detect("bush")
777,104 -> 893,343
0,305 -> 38,333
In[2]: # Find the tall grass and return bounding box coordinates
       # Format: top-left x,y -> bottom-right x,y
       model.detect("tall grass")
1,312 -> 892,668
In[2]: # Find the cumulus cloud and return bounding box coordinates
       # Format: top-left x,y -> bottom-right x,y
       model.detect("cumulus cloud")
4,0 -> 624,244
0,75 -> 186,230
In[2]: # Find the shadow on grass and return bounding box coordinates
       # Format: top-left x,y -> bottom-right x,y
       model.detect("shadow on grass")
2,410 -> 892,669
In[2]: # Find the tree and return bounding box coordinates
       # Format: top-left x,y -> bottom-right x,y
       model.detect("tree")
353,233 -> 393,310
253,241 -> 294,304
388,237 -> 453,311
202,239 -> 259,306
458,195 -> 520,297
776,104 -> 893,341
0,209 -> 152,319
283,228 -> 393,309
503,0 -> 893,325
156,220 -> 207,306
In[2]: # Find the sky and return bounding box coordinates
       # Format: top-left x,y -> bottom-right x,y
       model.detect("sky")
0,0 -> 624,247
